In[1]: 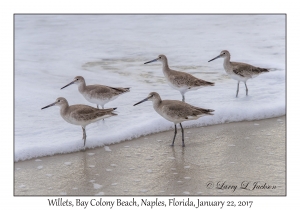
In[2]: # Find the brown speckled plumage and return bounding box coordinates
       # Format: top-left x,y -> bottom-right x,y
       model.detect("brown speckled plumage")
67,105 -> 117,122
169,73 -> 214,89
160,101 -> 214,122
231,62 -> 269,78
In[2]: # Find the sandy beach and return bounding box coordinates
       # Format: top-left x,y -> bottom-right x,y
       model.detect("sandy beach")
14,116 -> 285,196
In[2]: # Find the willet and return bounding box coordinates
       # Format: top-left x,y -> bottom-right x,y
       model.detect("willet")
133,92 -> 214,147
61,76 -> 130,109
41,97 -> 117,147
144,55 -> 214,102
208,50 -> 269,97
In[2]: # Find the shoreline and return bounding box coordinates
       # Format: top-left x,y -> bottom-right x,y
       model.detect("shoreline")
14,116 -> 286,196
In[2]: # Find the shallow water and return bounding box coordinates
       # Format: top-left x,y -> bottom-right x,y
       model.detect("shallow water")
15,15 -> 285,161
14,117 -> 285,195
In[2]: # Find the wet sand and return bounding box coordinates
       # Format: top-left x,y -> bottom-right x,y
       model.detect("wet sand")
14,116 -> 285,196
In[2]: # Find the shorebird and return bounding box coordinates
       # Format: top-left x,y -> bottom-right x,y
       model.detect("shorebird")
61,76 -> 130,109
133,92 -> 214,147
208,50 -> 269,97
41,97 -> 117,147
144,54 -> 214,102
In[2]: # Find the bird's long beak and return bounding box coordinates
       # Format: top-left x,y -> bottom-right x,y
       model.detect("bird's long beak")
41,101 -> 57,110
144,58 -> 159,64
133,96 -> 151,106
208,54 -> 221,62
61,80 -> 76,89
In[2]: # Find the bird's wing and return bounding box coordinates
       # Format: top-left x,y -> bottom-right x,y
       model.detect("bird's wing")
86,85 -> 112,94
171,71 -> 213,87
161,102 -> 191,119
69,105 -> 115,121
103,86 -> 130,94
232,62 -> 268,78
161,102 -> 214,121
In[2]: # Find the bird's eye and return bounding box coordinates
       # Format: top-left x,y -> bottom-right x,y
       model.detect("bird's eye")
58,100 -> 60,102
159,57 -> 161,59
76,79 -> 79,80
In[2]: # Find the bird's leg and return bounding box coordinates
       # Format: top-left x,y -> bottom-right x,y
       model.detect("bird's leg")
236,81 -> 240,97
101,105 -> 106,122
171,124 -> 177,146
179,123 -> 185,147
181,94 -> 185,102
97,105 -> 99,109
82,127 -> 87,147
244,82 -> 248,96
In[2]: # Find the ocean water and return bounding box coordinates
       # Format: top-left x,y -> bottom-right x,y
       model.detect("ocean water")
14,15 -> 285,161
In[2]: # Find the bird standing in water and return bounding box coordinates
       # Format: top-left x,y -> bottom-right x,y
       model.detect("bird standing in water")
144,54 -> 214,102
208,50 -> 269,97
134,92 -> 214,147
41,97 -> 117,147
61,76 -> 130,109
